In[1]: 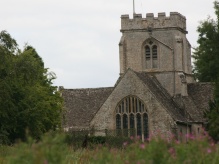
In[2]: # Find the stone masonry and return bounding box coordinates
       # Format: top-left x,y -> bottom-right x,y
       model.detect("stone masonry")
119,12 -> 194,96
61,12 -> 214,140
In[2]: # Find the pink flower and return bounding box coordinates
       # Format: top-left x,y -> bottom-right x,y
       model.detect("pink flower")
123,142 -> 128,146
130,136 -> 134,140
189,134 -> 195,140
207,148 -> 212,153
175,140 -> 180,144
140,144 -> 145,149
168,147 -> 176,157
146,137 -> 151,142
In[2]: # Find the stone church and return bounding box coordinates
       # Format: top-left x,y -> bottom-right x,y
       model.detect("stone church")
61,12 -> 213,140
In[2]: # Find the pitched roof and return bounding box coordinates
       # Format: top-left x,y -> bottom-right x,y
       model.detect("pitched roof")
61,87 -> 114,130
187,82 -> 214,112
134,71 -> 186,122
134,71 -> 214,123
61,71 -> 214,130
181,96 -> 204,122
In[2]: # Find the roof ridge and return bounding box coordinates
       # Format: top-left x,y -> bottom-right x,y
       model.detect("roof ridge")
134,71 -> 186,122
63,87 -> 114,91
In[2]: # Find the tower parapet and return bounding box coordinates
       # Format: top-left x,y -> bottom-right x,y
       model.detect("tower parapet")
121,12 -> 186,33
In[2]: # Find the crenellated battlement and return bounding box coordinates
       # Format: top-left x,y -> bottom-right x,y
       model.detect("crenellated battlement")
121,12 -> 186,32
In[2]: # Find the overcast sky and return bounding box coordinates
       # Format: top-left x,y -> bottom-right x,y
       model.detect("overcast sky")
0,0 -> 216,89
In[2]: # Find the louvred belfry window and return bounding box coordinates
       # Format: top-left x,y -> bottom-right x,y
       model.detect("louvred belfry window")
145,41 -> 158,69
115,96 -> 149,138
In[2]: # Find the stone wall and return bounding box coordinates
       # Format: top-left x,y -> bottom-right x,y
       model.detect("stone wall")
121,12 -> 186,31
119,12 -> 194,96
90,70 -> 177,135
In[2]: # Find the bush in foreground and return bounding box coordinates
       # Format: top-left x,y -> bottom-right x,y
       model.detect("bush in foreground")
0,132 -> 219,164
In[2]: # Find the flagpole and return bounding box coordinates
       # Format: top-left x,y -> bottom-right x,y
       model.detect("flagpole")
133,0 -> 135,14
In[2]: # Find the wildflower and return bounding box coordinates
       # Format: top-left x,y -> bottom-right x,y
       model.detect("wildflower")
168,147 -> 176,157
130,136 -> 134,140
140,143 -> 145,149
210,142 -> 215,147
175,140 -> 180,144
207,148 -> 212,153
189,134 -> 195,140
146,137 -> 151,142
185,133 -> 190,138
44,160 -> 48,164
123,142 -> 128,146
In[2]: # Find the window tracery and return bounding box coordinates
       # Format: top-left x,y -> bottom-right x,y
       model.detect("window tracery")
115,96 -> 149,138
145,41 -> 158,69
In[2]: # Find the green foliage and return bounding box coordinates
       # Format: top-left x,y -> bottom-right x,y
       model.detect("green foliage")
1,132 -> 75,164
65,132 -> 133,150
0,31 -> 63,144
205,100 -> 219,141
193,1 -> 219,142
1,132 -> 219,164
80,133 -> 219,164
193,1 -> 219,82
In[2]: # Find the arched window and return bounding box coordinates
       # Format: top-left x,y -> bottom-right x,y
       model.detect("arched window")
145,41 -> 158,69
115,96 -> 149,138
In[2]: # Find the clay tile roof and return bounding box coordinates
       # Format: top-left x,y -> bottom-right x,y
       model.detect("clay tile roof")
62,87 -> 114,130
134,71 -> 186,122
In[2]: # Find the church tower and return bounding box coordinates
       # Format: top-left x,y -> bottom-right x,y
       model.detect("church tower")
119,12 -> 195,96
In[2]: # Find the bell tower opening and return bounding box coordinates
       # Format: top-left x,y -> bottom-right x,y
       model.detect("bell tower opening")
144,39 -> 158,69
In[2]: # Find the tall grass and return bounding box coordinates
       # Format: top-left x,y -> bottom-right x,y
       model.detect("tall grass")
0,131 -> 219,164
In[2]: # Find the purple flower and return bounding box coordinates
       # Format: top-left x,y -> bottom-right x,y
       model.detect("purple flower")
168,147 -> 176,157
207,148 -> 212,153
185,133 -> 190,138
140,143 -> 145,149
189,134 -> 195,140
175,140 -> 180,144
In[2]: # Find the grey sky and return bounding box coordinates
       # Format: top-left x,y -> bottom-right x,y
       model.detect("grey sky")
0,0 -> 216,88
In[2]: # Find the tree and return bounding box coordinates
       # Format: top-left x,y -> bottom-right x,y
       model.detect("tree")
193,1 -> 219,141
193,1 -> 219,82
0,31 -> 63,144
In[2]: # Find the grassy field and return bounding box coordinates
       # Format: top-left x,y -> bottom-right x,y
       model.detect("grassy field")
0,132 -> 219,164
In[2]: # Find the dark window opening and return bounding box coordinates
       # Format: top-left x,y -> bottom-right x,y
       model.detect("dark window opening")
116,96 -> 149,138
145,43 -> 158,69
